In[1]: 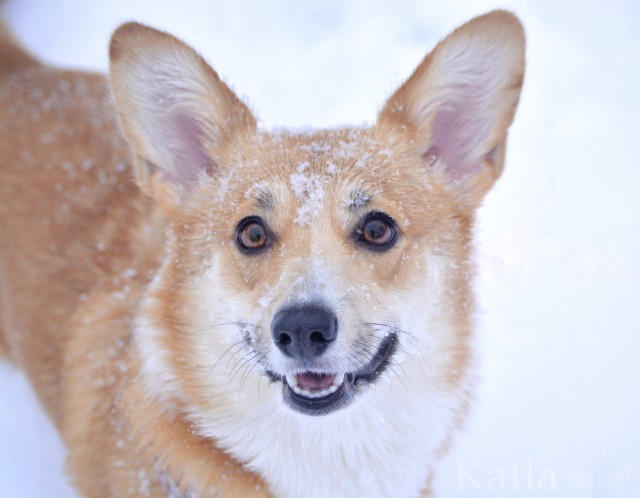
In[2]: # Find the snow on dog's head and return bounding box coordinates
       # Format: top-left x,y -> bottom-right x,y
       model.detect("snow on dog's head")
110,12 -> 524,497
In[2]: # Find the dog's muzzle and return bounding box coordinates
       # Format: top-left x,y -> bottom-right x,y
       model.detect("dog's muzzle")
269,305 -> 397,416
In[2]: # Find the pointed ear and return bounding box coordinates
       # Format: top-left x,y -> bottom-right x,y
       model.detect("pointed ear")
109,23 -> 257,196
377,11 -> 525,203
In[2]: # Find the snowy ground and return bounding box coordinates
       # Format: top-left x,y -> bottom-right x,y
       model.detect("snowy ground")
1,0 -> 639,496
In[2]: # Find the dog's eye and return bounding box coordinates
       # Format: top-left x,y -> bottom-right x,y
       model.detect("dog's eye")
357,212 -> 398,250
237,217 -> 269,252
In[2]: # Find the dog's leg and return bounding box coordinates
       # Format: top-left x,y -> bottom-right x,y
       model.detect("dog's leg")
0,331 -> 8,359
1,20 -> 38,363
0,260 -> 9,360
1,18 -> 38,71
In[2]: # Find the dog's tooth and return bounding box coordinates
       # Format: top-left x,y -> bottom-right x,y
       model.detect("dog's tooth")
285,372 -> 345,399
296,386 -> 314,397
287,376 -> 313,398
286,374 -> 297,388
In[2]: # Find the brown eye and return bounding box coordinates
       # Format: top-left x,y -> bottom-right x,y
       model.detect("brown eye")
237,217 -> 269,253
358,212 -> 398,250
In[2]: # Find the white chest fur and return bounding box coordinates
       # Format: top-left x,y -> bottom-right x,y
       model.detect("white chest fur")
193,372 -> 465,498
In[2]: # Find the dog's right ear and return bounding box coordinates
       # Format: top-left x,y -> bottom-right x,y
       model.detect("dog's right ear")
109,23 -> 256,199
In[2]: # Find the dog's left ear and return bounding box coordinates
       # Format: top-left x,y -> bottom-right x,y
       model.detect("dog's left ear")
377,11 -> 525,205
109,23 -> 257,198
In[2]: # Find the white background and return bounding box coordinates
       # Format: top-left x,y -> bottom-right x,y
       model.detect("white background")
1,0 -> 639,496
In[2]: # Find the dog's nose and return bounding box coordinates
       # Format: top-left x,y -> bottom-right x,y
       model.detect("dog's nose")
271,306 -> 338,360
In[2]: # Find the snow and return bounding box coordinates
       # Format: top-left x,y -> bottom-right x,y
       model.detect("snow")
1,0 -> 639,496
290,160 -> 331,225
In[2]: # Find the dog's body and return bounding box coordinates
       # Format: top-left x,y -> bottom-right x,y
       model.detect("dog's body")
0,12 -> 524,498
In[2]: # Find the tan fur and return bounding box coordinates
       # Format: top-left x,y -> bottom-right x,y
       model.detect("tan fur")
0,12 -> 524,497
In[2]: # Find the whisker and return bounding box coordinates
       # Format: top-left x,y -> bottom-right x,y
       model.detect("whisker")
337,284 -> 367,303
228,351 -> 261,384
241,346 -> 270,387
239,352 -> 264,390
350,349 -> 374,371
255,363 -> 270,396
364,323 -> 420,356
204,339 -> 248,382
364,322 -> 418,341
353,338 -> 378,356
345,353 -> 364,372
386,361 -> 409,392
366,332 -> 416,360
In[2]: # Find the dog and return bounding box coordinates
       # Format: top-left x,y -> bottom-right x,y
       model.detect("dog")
0,10 -> 525,497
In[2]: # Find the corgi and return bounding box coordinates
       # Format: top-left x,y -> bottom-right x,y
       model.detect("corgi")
0,10 -> 525,498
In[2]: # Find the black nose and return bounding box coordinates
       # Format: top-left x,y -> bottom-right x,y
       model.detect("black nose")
271,306 -> 338,360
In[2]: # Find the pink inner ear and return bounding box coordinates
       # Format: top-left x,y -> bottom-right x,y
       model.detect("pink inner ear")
425,90 -> 492,179
161,112 -> 217,187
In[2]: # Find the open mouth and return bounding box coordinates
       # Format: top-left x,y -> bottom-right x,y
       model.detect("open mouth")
278,332 -> 398,416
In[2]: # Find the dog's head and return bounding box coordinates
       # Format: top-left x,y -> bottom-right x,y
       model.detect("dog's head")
109,9 -> 523,442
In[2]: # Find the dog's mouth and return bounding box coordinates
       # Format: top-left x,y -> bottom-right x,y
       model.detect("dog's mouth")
277,332 -> 398,416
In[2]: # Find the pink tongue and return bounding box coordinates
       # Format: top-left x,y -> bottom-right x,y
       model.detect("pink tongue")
296,372 -> 336,391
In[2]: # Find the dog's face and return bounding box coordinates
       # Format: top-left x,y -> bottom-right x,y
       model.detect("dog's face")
156,127 -> 479,418
109,12 -> 524,487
